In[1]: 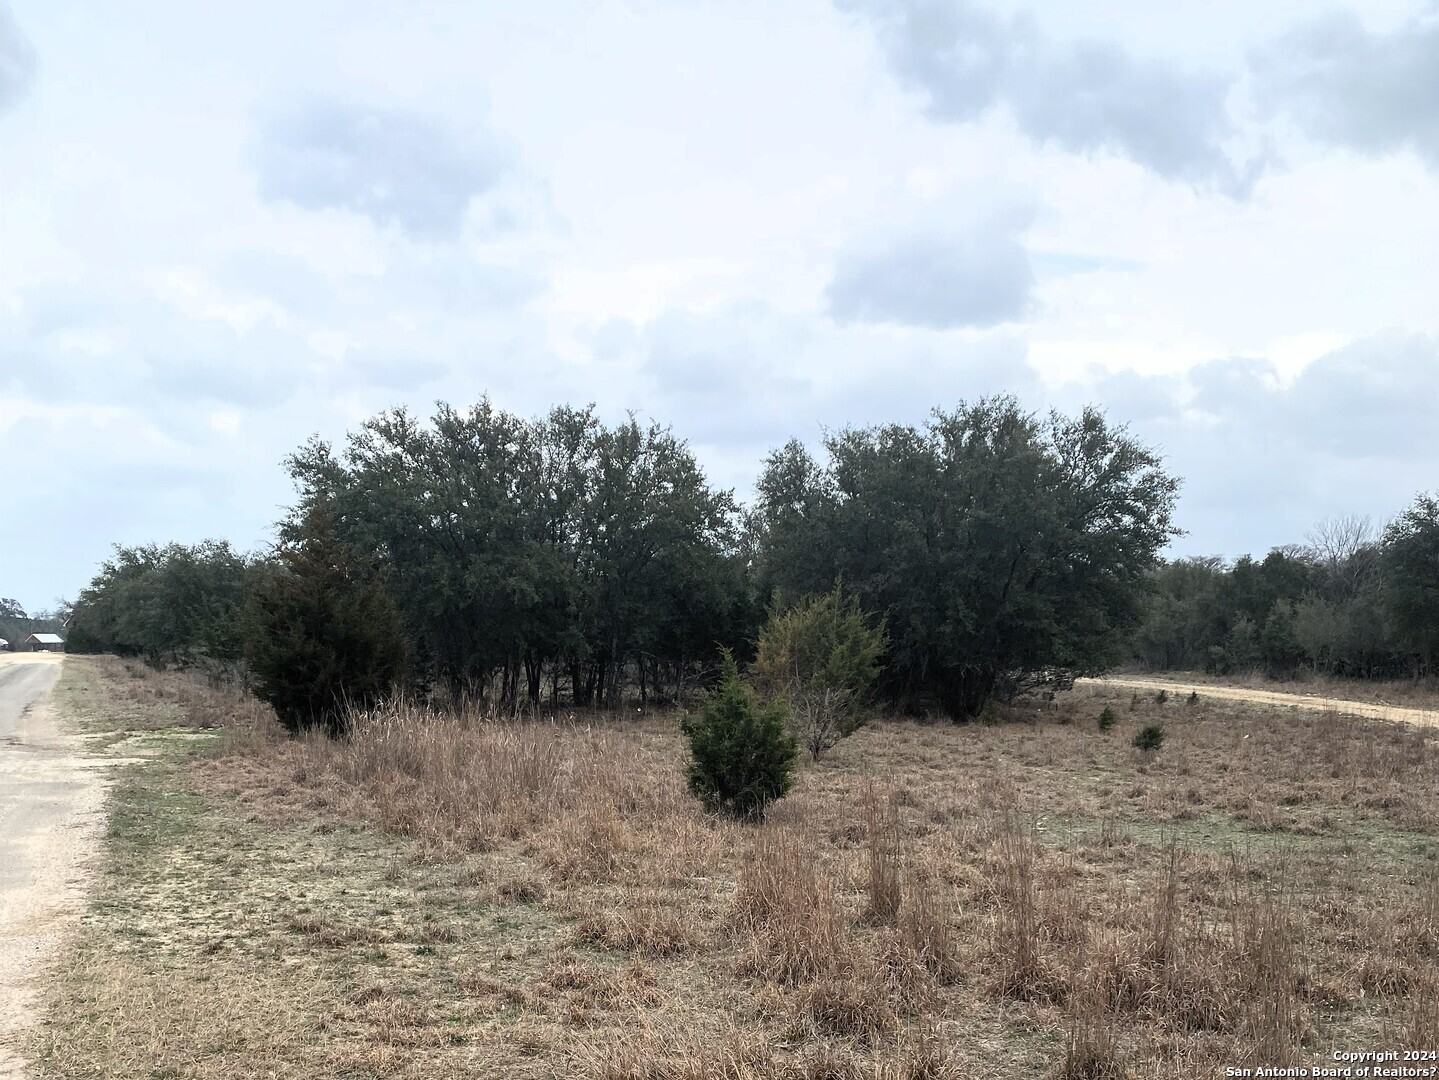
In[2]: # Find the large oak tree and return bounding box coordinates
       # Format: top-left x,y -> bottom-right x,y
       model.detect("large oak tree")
753,396 -> 1180,719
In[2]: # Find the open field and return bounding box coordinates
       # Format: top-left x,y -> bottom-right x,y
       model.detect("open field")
20,658 -> 1439,1078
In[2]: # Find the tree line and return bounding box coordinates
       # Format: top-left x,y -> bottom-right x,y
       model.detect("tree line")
0,598 -> 68,650
1130,501 -> 1439,679
65,392 -> 1434,729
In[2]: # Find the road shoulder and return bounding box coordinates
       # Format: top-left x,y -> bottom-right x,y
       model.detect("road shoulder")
0,656 -> 112,1079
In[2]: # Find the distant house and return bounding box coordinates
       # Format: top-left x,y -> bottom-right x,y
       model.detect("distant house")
0,638 -> 9,651
24,633 -> 64,652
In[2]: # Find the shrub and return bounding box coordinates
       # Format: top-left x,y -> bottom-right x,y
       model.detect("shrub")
1133,724 -> 1166,752
1187,690 -> 1200,705
753,585 -> 887,760
683,651 -> 796,821
1154,689 -> 1169,705
1097,707 -> 1117,732
242,497 -> 405,736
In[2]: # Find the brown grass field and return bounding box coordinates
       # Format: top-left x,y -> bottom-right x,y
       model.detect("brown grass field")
21,657 -> 1439,1078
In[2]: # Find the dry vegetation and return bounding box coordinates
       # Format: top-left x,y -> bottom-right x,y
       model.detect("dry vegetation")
24,657 -> 1439,1078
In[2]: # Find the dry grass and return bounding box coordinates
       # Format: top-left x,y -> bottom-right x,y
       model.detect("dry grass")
26,656 -> 1439,1078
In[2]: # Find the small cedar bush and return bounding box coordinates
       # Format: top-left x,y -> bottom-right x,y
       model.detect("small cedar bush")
1097,707 -> 1117,732
683,651 -> 796,821
1133,724 -> 1166,752
752,584 -> 887,760
243,497 -> 405,736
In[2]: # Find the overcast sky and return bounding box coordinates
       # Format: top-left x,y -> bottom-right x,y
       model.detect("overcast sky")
3,0 -> 1438,612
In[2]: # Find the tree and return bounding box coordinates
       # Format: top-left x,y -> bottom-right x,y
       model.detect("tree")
1131,514 -> 1404,680
283,400 -> 752,708
1304,515 -> 1380,601
754,397 -> 1179,719
1382,493 -> 1439,676
243,499 -> 406,736
752,584 -> 887,759
65,542 -> 254,668
682,650 -> 796,821
1260,599 -> 1303,677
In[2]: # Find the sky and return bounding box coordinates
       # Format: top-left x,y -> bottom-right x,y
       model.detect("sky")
3,0 -> 1439,613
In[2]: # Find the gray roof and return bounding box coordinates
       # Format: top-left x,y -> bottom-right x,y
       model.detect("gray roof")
26,633 -> 64,644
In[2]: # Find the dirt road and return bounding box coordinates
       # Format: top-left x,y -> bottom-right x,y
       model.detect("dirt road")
0,654 -> 107,1077
1078,674 -> 1439,729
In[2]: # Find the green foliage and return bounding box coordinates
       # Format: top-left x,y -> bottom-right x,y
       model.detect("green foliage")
1216,615 -> 1260,675
682,651 -> 796,821
753,584 -> 887,759
1133,724 -> 1166,752
1097,707 -> 1116,731
1382,493 -> 1439,675
754,396 -> 1179,720
1260,599 -> 1303,676
66,542 -> 253,668
285,400 -> 753,706
242,499 -> 406,736
1130,511 -> 1422,681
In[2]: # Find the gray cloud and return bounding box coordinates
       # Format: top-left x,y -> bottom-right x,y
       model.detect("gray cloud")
840,0 -> 1255,193
343,350 -> 449,391
252,99 -> 512,240
374,247 -> 546,313
0,283 -> 316,411
214,249 -> 338,319
826,214 -> 1034,329
622,302 -> 1038,482
0,2 -> 35,113
1251,10 -> 1439,167
144,352 -> 308,411
639,306 -> 814,445
0,446 -> 234,610
849,0 -> 1015,122
1057,333 -> 1439,559
1008,40 -> 1241,188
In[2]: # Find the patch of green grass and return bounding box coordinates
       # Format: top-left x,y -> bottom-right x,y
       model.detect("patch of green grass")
105,772 -> 206,856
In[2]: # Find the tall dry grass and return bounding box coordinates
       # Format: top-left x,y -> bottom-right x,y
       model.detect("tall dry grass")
129,665 -> 1439,1075
312,700 -> 691,857
864,784 -> 903,925
733,830 -> 851,986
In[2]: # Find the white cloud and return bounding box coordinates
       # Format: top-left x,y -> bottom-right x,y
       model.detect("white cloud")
3,0 -> 1439,609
